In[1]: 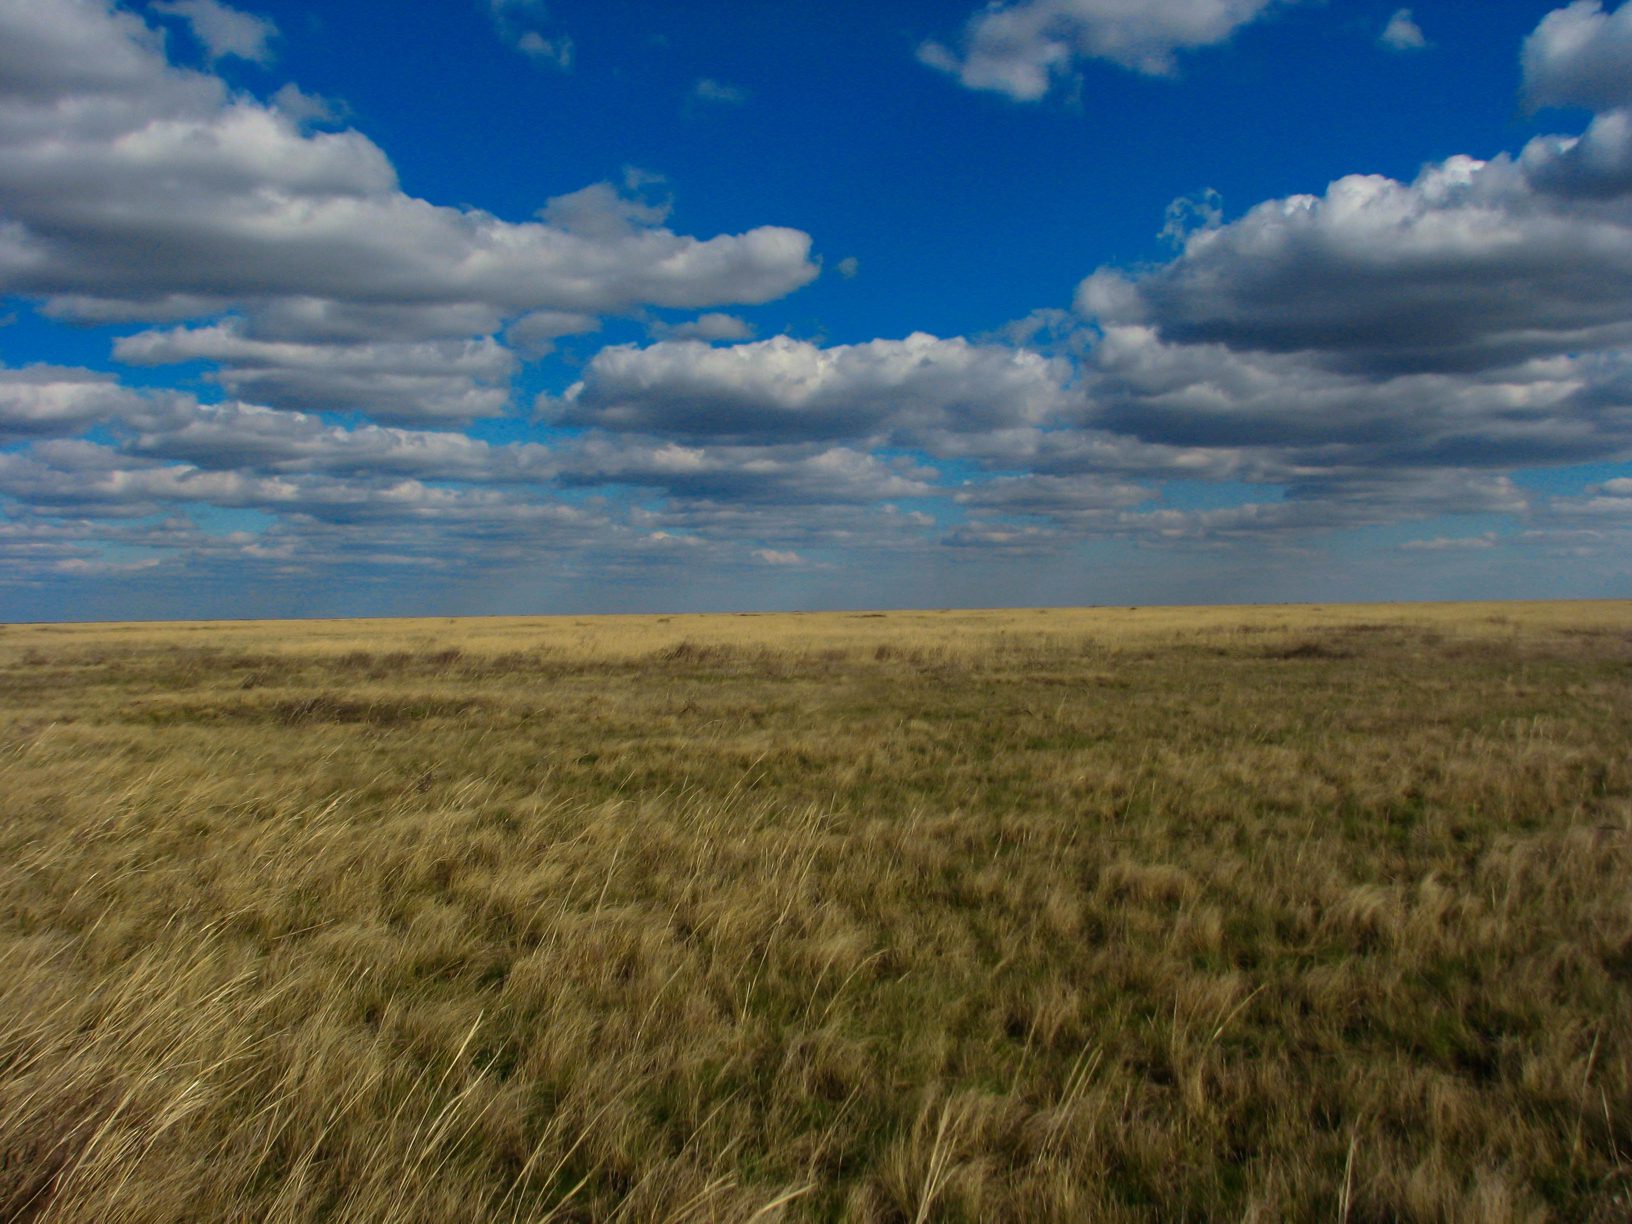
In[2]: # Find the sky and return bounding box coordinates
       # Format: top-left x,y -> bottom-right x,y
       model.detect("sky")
2,0 -> 1631,619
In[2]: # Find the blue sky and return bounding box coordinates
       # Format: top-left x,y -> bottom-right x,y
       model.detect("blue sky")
2,0 -> 1631,619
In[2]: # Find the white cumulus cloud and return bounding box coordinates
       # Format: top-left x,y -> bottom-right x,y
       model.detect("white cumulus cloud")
692,78 -> 749,105
0,365 -> 150,442
752,548 -> 805,565
654,313 -> 756,342
0,0 -> 818,423
920,0 -> 1287,99
1522,0 -> 1632,112
151,0 -> 276,64
114,323 -> 519,424
545,333 -> 1080,445
1380,9 -> 1428,52
1079,154 -> 1632,376
488,0 -> 573,68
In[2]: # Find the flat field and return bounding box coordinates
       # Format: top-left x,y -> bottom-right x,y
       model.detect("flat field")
1,602 -> 1629,1222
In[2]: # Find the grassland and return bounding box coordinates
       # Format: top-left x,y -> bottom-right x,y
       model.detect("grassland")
0,601 -> 1628,1222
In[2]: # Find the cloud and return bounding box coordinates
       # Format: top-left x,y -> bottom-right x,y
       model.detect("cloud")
0,360 -> 943,589
0,428 -> 935,588
1380,9 -> 1428,52
124,399 -> 555,482
0,365 -> 151,443
0,437 -> 581,530
1079,323 -> 1632,466
0,442 -> 317,520
0,364 -> 555,483
114,323 -> 517,423
49,555 -> 164,576
836,256 -> 860,279
558,436 -> 937,504
0,473 -> 619,590
752,548 -> 806,566
150,0 -> 275,64
1400,533 -> 1498,550
1520,106 -> 1632,198
1157,188 -> 1223,247
515,31 -> 573,68
166,300 -> 516,351
940,522 -> 1059,551
488,0 -> 573,68
0,362 -> 931,581
506,309 -> 600,358
1517,3 -> 1632,196
538,180 -> 671,239
946,467 -> 1530,547
919,0 -> 1287,99
270,82 -> 344,127
1079,153 -> 1632,377
1114,471 -> 1528,544
942,420 -> 1253,483
0,0 -> 818,420
1008,3 -> 1632,539
1520,478 -> 1632,568
1522,0 -> 1632,112
954,472 -> 1154,518
545,333 -> 1079,445
6,0 -> 1632,597
1559,474 -> 1632,515
691,78 -> 748,105
631,499 -> 938,553
653,312 -> 755,342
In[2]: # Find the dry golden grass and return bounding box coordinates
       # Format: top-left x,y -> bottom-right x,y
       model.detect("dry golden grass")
0,601 -> 1628,1221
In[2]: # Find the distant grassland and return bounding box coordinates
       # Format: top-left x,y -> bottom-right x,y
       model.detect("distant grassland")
1,602 -> 1628,1222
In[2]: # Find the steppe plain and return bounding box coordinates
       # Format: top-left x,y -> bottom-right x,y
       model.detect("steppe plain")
0,601 -> 1628,1221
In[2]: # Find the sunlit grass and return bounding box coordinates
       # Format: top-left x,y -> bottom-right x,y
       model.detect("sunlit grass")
1,602 -> 1628,1220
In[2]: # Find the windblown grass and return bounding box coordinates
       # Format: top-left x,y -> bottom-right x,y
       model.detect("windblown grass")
1,602 -> 1628,1220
